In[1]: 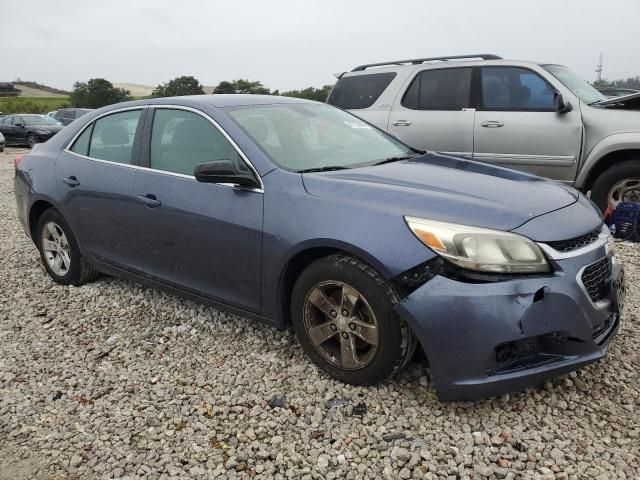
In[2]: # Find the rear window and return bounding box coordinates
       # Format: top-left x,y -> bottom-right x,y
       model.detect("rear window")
327,72 -> 396,109
402,68 -> 472,110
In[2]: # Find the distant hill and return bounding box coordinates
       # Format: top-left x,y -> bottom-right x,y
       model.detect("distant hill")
13,81 -> 69,97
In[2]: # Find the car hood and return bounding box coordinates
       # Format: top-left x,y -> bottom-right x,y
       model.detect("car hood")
595,91 -> 640,109
302,153 -> 579,232
29,124 -> 63,133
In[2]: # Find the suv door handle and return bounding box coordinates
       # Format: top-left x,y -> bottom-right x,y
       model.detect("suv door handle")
392,120 -> 412,126
62,176 -> 80,187
481,120 -> 505,128
137,194 -> 161,208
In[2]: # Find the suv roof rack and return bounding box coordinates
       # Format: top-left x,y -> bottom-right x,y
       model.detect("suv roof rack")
351,54 -> 502,72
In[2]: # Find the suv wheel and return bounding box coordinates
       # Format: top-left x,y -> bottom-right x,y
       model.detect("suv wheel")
36,209 -> 99,285
291,254 -> 417,385
590,160 -> 640,212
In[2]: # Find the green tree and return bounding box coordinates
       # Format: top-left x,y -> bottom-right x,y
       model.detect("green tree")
152,76 -> 205,97
213,79 -> 270,94
70,79 -> 131,108
280,85 -> 333,102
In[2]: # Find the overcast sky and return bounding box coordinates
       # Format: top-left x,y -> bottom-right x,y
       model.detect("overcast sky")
2,0 -> 640,91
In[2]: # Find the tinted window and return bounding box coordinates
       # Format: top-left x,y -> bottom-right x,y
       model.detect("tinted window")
150,109 -> 244,176
481,67 -> 555,110
402,68 -> 471,110
88,110 -> 141,164
13,116 -> 25,126
2,116 -> 12,125
327,72 -> 396,109
70,124 -> 93,156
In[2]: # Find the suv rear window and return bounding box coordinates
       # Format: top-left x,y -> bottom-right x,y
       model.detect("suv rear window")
402,68 -> 472,110
327,72 -> 396,109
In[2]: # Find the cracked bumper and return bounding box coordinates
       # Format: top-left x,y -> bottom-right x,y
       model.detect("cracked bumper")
395,242 -> 624,401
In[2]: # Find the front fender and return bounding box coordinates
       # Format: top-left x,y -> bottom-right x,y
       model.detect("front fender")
576,133 -> 640,189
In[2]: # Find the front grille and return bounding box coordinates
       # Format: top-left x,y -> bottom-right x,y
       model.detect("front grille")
581,257 -> 612,303
547,227 -> 601,252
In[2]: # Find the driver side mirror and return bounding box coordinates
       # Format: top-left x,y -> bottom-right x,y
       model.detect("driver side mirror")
554,93 -> 573,114
194,160 -> 260,189
15,122 -> 25,128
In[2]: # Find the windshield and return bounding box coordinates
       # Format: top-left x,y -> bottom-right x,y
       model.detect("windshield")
226,103 -> 412,171
21,115 -> 61,125
543,65 -> 605,105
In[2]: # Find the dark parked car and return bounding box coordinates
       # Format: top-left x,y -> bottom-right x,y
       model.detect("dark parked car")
14,95 -> 625,400
53,108 -> 93,126
0,114 -> 63,147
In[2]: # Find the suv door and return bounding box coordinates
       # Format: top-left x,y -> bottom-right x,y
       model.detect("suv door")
56,108 -> 148,270
131,107 -> 264,312
388,67 -> 474,156
473,66 -> 582,182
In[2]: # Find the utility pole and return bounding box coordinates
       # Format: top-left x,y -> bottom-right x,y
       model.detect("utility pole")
595,53 -> 603,82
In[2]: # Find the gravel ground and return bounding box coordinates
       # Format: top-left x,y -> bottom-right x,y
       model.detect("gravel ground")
0,147 -> 638,480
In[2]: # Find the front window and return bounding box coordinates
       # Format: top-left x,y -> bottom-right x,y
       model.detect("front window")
227,103 -> 412,172
480,67 -> 555,111
20,115 -> 61,125
543,65 -> 605,105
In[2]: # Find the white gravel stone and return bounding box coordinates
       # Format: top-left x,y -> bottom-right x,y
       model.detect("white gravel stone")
0,147 -> 638,479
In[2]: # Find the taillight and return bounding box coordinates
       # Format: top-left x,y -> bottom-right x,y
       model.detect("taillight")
14,154 -> 25,171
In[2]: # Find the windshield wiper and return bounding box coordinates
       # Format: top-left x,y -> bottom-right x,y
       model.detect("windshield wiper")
372,152 -> 423,166
297,166 -> 350,173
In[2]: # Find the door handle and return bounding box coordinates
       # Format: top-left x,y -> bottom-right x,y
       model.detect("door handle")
481,120 -> 505,128
137,194 -> 161,208
392,120 -> 412,126
62,176 -> 80,187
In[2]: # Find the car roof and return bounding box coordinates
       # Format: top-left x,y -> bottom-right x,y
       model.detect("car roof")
98,94 -> 317,112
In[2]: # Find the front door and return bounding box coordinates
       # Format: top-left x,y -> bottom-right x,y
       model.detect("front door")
56,108 -> 148,270
473,66 -> 582,182
388,67 -> 475,157
132,107 -> 264,312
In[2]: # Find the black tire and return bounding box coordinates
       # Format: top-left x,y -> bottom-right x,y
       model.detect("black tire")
590,160 -> 640,212
36,208 -> 99,286
27,134 -> 38,148
291,254 -> 417,385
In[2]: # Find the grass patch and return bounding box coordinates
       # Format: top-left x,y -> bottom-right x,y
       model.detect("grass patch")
0,96 -> 71,114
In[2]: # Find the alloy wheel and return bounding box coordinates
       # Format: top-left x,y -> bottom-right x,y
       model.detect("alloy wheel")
607,177 -> 640,207
302,280 -> 379,370
41,221 -> 71,276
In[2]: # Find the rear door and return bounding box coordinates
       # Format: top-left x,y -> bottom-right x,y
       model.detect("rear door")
0,116 -> 15,143
56,108 -> 148,270
388,67 -> 475,156
473,66 -> 582,182
130,106 -> 264,312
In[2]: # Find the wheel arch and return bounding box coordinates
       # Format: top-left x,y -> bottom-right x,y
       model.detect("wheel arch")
581,148 -> 640,193
28,199 -> 57,242
276,241 -> 392,326
577,133 -> 640,191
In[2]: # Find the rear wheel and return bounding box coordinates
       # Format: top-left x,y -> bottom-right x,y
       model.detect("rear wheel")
291,254 -> 416,385
590,160 -> 640,211
36,209 -> 99,285
27,134 -> 38,148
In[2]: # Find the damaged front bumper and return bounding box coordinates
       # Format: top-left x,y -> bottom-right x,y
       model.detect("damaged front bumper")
395,236 -> 625,401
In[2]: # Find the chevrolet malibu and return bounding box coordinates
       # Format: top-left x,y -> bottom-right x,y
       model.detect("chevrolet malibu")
13,95 -> 625,400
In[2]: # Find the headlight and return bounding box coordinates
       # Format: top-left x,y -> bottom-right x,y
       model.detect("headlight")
405,216 -> 550,273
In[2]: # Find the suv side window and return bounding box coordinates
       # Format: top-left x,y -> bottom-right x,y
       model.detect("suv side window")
402,68 -> 472,110
149,109 -> 245,176
327,72 -> 397,109
481,67 -> 555,111
87,110 -> 142,164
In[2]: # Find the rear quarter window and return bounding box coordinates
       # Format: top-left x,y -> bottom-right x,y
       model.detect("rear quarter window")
327,72 -> 396,109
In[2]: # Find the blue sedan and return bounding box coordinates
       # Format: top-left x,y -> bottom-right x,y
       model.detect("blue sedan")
13,95 -> 625,400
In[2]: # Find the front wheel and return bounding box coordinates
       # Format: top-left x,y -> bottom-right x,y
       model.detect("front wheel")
36,209 -> 99,285
590,160 -> 640,212
291,254 -> 416,385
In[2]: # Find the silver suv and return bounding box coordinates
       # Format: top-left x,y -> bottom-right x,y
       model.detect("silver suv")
328,54 -> 640,211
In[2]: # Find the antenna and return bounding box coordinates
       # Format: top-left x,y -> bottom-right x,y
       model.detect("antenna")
595,53 -> 603,82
